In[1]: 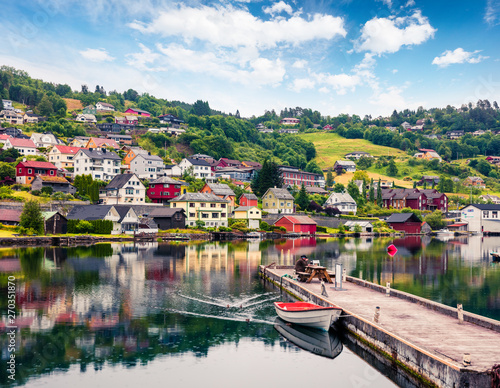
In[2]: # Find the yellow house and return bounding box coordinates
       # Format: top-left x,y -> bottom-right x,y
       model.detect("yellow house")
48,145 -> 83,169
170,192 -> 229,228
261,187 -> 294,214
69,136 -> 90,147
233,206 -> 261,229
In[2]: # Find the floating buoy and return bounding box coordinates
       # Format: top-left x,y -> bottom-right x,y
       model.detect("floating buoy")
387,244 -> 398,257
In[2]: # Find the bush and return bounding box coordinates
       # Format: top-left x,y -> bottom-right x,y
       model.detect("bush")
316,226 -> 327,233
31,190 -> 41,196
41,187 -> 53,195
218,226 -> 232,232
75,220 -> 94,233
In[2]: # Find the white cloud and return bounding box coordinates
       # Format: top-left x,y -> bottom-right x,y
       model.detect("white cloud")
432,48 -> 488,68
125,44 -> 162,71
292,59 -> 308,69
291,78 -> 316,92
263,1 -> 294,16
376,0 -> 392,7
369,85 -> 423,112
392,69 -> 398,74
355,11 -> 436,54
129,4 -> 346,49
485,0 -> 500,25
79,48 -> 114,62
405,0 -> 416,7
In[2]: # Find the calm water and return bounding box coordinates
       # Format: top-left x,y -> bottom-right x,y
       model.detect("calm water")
0,236 -> 499,388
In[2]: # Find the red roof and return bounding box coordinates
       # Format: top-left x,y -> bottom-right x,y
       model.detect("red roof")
88,137 -> 119,148
54,145 -> 82,154
0,134 -> 11,140
7,138 -> 36,148
277,215 -> 317,225
419,148 -> 436,152
0,209 -> 22,222
17,161 -> 57,169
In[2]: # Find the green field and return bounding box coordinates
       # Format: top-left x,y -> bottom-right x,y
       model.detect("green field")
298,132 -> 407,169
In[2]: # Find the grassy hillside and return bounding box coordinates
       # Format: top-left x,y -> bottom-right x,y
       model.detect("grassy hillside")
298,132 -> 406,168
63,98 -> 83,111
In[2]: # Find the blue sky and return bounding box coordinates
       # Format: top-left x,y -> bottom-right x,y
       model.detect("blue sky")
0,0 -> 499,118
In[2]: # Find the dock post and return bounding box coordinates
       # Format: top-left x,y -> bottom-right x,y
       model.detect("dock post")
374,306 -> 380,323
457,304 -> 464,324
342,268 -> 346,282
386,282 -> 391,297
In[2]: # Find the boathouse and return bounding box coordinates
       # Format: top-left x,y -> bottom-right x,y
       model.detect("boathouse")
273,215 -> 317,234
386,212 -> 422,234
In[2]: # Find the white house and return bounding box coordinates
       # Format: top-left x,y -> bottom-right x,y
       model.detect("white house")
0,110 -> 23,124
178,158 -> 214,180
30,133 -> 61,148
1,100 -> 13,110
95,102 -> 115,111
460,204 -> 500,234
99,173 -> 146,205
164,164 -> 182,177
75,114 -> 97,124
324,192 -> 357,214
73,148 -> 121,181
129,153 -> 165,180
4,138 -> 37,155
334,160 -> 356,173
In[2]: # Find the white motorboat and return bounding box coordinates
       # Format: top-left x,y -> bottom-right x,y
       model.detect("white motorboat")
273,302 -> 342,331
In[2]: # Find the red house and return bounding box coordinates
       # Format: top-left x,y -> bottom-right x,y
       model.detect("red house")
239,193 -> 258,207
16,160 -> 58,185
386,213 -> 422,234
215,158 -> 243,169
124,108 -> 151,117
274,215 -> 317,234
147,176 -> 186,204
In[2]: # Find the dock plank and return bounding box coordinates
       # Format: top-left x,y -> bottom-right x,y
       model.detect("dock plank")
265,267 -> 500,372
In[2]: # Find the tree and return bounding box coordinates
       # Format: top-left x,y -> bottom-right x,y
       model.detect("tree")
0,162 -> 15,179
191,100 -> 211,116
424,210 -> 446,230
369,179 -> 375,203
296,184 -> 309,210
353,170 -> 369,183
326,169 -> 334,188
347,180 -> 360,203
376,179 -> 382,207
37,94 -> 54,116
333,183 -> 345,193
251,158 -> 283,197
20,200 -> 44,234
387,159 -> 398,177
304,160 -> 323,175
357,156 -> 373,170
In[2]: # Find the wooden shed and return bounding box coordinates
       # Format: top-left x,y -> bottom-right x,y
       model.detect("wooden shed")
386,213 -> 422,234
42,211 -> 67,234
273,215 -> 317,234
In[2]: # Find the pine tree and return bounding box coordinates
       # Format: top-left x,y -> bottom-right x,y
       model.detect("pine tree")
369,179 -> 375,203
376,179 -> 383,207
296,184 -> 309,211
20,200 -> 44,234
326,169 -> 334,188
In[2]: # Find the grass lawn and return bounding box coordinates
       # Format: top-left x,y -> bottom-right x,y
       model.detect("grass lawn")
298,132 -> 407,168
0,230 -> 17,237
63,98 -> 83,111
11,191 -> 51,204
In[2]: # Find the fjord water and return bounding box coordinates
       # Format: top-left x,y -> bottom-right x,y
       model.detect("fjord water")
1,236 -> 499,387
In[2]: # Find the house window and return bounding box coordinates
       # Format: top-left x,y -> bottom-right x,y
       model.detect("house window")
18,168 -> 22,173
212,213 -> 219,218
200,203 -> 206,207
174,213 -> 182,221
50,170 -> 54,175
189,203 -> 195,207
211,203 -> 216,208
151,184 -> 155,188
483,211 -> 489,218
221,204 -> 226,208
221,213 -> 226,218
493,211 -> 498,219
189,212 -> 195,218
28,169 -> 32,174
172,203 -> 176,207
202,213 -> 209,218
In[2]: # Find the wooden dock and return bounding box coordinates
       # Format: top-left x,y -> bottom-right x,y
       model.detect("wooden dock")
260,265 -> 500,388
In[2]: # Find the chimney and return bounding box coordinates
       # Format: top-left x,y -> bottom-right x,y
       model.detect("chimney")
23,157 -> 27,162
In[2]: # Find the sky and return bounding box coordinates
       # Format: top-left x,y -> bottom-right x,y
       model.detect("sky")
0,0 -> 499,118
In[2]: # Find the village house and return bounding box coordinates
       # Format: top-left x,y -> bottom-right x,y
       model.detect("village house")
280,165 -> 325,188
147,176 -> 187,204
381,188 -> 448,212
0,134 -> 11,146
324,192 -> 357,214
95,102 -> 115,111
241,161 -> 262,170
1,99 -> 13,110
48,145 -> 82,169
31,176 -> 76,195
83,105 -> 96,114
158,114 -> 184,127
123,147 -> 149,168
23,112 -> 43,124
148,208 -> 186,230
75,114 -> 97,124
115,116 -> 138,125
233,206 -> 261,229
106,134 -> 133,145
386,213 -> 422,234
16,160 -> 57,184
280,117 -> 300,125
170,192 -> 229,228
261,187 -> 294,214
66,205 -> 136,234
401,122 -> 411,130
200,183 -> 236,213
417,175 -> 440,187
0,110 -> 23,125
479,195 -> 500,204
413,149 -> 442,162
446,130 -> 465,139
124,107 -> 151,117
463,176 -> 486,189
73,148 -> 121,181
178,158 -> 214,180
0,208 -> 22,225
99,173 -> 145,205
129,153 -> 165,180
345,151 -> 373,160
486,156 -> 500,165
30,132 -> 61,148
86,137 -> 119,150
343,220 -> 373,233
273,215 -> 317,234
215,158 -> 244,169
461,204 -> 500,234
334,160 -> 356,173
164,164 -> 183,178
4,138 -> 37,155
279,127 -> 299,134
239,193 -> 258,207
69,136 -> 90,148
214,167 -> 257,183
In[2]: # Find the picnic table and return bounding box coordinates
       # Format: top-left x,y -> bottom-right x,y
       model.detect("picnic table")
297,265 -> 333,284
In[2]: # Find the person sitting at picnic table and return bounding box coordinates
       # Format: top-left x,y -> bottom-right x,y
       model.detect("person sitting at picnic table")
294,255 -> 308,273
